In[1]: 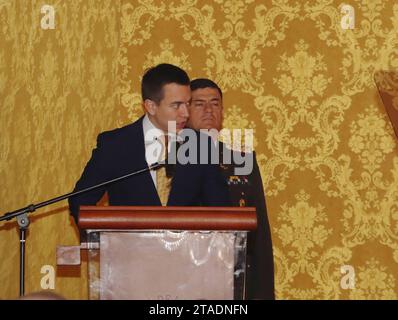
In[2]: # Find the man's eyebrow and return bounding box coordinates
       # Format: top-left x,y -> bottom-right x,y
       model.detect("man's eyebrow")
170,100 -> 189,104
192,97 -> 220,101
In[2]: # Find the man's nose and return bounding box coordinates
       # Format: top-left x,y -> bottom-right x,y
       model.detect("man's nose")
179,103 -> 189,118
204,102 -> 213,113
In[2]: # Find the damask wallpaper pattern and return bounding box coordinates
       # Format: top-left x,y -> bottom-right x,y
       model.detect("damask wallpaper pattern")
0,0 -> 397,299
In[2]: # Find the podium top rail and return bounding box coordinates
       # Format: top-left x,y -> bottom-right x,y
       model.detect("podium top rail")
78,206 -> 257,231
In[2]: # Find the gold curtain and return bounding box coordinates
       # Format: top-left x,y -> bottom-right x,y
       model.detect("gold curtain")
1,0 -> 398,299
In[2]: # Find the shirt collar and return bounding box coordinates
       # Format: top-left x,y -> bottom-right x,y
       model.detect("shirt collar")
143,114 -> 163,144
143,114 -> 183,145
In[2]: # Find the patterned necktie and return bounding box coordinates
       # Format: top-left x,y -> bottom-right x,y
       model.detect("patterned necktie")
156,135 -> 172,206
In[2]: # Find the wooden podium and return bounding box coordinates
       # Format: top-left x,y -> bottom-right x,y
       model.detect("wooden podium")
58,206 -> 257,300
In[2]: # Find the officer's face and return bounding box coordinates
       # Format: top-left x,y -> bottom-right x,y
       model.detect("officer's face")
187,87 -> 223,131
145,83 -> 190,133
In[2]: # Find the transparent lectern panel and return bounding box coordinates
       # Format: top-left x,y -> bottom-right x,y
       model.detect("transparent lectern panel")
86,230 -> 247,300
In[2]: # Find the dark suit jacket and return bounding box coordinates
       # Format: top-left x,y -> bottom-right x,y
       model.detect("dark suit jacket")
69,116 -> 231,223
219,143 -> 275,300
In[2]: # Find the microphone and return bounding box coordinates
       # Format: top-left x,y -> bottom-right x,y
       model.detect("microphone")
0,162 -> 162,297
0,162 -> 162,223
151,136 -> 181,179
165,139 -> 181,178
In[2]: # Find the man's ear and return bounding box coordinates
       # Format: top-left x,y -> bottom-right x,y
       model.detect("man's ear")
143,99 -> 157,116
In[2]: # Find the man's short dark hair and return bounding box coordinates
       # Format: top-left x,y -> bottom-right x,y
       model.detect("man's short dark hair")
141,63 -> 190,104
190,78 -> 223,99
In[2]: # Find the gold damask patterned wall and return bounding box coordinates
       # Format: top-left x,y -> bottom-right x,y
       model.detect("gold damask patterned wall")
0,0 -> 120,299
1,0 -> 398,299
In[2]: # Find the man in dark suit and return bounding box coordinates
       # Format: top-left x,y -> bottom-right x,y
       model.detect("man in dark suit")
187,78 -> 275,300
69,64 -> 230,223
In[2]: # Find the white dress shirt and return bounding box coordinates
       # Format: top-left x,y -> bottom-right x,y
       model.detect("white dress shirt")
142,114 -> 180,189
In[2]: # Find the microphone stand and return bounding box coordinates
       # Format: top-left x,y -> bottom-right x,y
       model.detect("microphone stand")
0,162 -> 162,297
